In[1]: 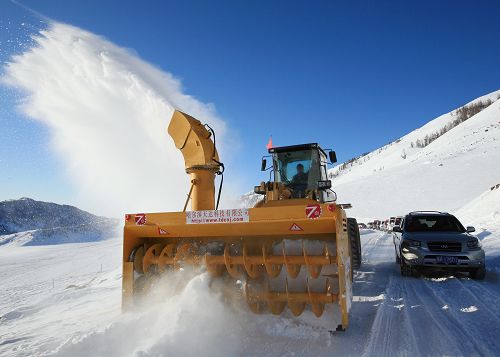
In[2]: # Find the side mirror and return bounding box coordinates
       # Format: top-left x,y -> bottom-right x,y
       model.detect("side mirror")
393,226 -> 402,233
317,180 -> 332,190
261,158 -> 267,171
466,226 -> 475,233
329,151 -> 337,164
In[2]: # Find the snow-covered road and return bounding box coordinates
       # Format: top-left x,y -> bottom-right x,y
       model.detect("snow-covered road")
1,230 -> 499,356
357,231 -> 500,357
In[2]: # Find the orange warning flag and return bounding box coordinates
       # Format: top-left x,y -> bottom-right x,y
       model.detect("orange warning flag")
266,136 -> 273,149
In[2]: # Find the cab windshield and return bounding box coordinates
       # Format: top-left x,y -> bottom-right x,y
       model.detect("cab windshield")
273,149 -> 321,198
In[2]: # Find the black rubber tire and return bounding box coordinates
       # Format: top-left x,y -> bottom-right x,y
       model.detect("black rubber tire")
395,245 -> 401,264
400,254 -> 416,277
347,218 -> 362,270
470,266 -> 486,280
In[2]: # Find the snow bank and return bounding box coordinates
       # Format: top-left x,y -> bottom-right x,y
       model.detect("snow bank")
455,184 -> 500,260
454,184 -> 500,230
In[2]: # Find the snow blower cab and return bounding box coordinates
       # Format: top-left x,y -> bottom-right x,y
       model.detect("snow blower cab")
255,143 -> 338,204
122,111 -> 359,332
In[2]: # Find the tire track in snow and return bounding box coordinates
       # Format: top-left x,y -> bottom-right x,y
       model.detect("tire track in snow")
360,231 -> 500,357
361,231 -> 386,263
359,232 -> 426,356
420,277 -> 500,355
452,278 -> 500,319
362,274 -> 422,357
407,277 -> 486,356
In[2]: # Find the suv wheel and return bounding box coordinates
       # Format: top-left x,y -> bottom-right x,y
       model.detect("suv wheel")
400,255 -> 416,277
470,266 -> 486,280
395,245 -> 401,264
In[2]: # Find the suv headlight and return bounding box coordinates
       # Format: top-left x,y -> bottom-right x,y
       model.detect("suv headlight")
467,238 -> 481,250
402,239 -> 421,252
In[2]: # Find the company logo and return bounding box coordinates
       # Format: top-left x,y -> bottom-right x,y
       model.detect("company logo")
135,213 -> 146,225
305,204 -> 322,220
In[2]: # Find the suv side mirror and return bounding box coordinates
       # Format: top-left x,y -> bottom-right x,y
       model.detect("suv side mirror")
329,151 -> 337,164
393,226 -> 402,233
466,226 -> 475,233
261,158 -> 267,171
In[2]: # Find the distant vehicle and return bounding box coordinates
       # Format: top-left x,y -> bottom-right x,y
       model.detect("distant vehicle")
373,220 -> 381,229
393,211 -> 485,279
367,222 -> 374,229
394,216 -> 403,227
358,223 -> 367,229
389,216 -> 396,230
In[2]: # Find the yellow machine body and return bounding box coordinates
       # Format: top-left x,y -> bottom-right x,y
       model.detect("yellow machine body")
122,110 -> 353,331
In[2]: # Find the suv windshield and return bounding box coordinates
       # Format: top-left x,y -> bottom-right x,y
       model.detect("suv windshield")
274,149 -> 321,198
404,215 -> 465,233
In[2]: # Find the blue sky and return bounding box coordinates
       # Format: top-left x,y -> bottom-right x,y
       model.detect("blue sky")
1,0 -> 500,208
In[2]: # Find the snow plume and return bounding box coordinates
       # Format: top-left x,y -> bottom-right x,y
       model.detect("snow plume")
2,22 -> 228,216
50,267 -> 324,356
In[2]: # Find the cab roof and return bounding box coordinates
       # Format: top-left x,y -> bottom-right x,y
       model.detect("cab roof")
268,143 -> 327,156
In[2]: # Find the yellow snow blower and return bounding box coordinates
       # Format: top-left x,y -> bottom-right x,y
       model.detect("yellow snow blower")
122,110 -> 361,331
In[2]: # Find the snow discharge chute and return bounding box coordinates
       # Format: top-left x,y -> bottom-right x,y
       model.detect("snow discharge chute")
122,110 -> 360,332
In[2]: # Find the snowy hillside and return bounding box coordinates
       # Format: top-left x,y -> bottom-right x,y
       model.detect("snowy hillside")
330,90 -> 500,219
0,198 -> 118,246
455,183 -> 500,231
455,183 -> 500,265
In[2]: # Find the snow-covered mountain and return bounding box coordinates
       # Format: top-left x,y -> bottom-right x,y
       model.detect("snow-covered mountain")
0,198 -> 118,246
330,89 -> 500,220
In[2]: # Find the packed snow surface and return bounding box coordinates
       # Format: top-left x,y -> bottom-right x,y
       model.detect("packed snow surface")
1,229 -> 499,356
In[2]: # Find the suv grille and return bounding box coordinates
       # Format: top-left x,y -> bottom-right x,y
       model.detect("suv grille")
427,242 -> 462,252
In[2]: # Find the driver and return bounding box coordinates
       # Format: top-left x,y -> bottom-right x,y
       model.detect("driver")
291,163 -> 308,198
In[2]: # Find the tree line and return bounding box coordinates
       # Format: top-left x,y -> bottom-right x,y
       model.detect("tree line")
411,99 -> 494,148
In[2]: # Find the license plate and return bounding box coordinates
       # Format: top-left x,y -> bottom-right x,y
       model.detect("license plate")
435,256 -> 458,265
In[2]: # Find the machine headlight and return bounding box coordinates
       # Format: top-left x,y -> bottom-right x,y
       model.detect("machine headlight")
467,238 -> 481,250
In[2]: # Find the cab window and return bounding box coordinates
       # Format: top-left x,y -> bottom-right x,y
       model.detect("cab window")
273,149 -> 321,197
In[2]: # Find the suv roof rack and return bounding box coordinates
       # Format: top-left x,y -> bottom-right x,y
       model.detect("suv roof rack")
408,211 -> 449,215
